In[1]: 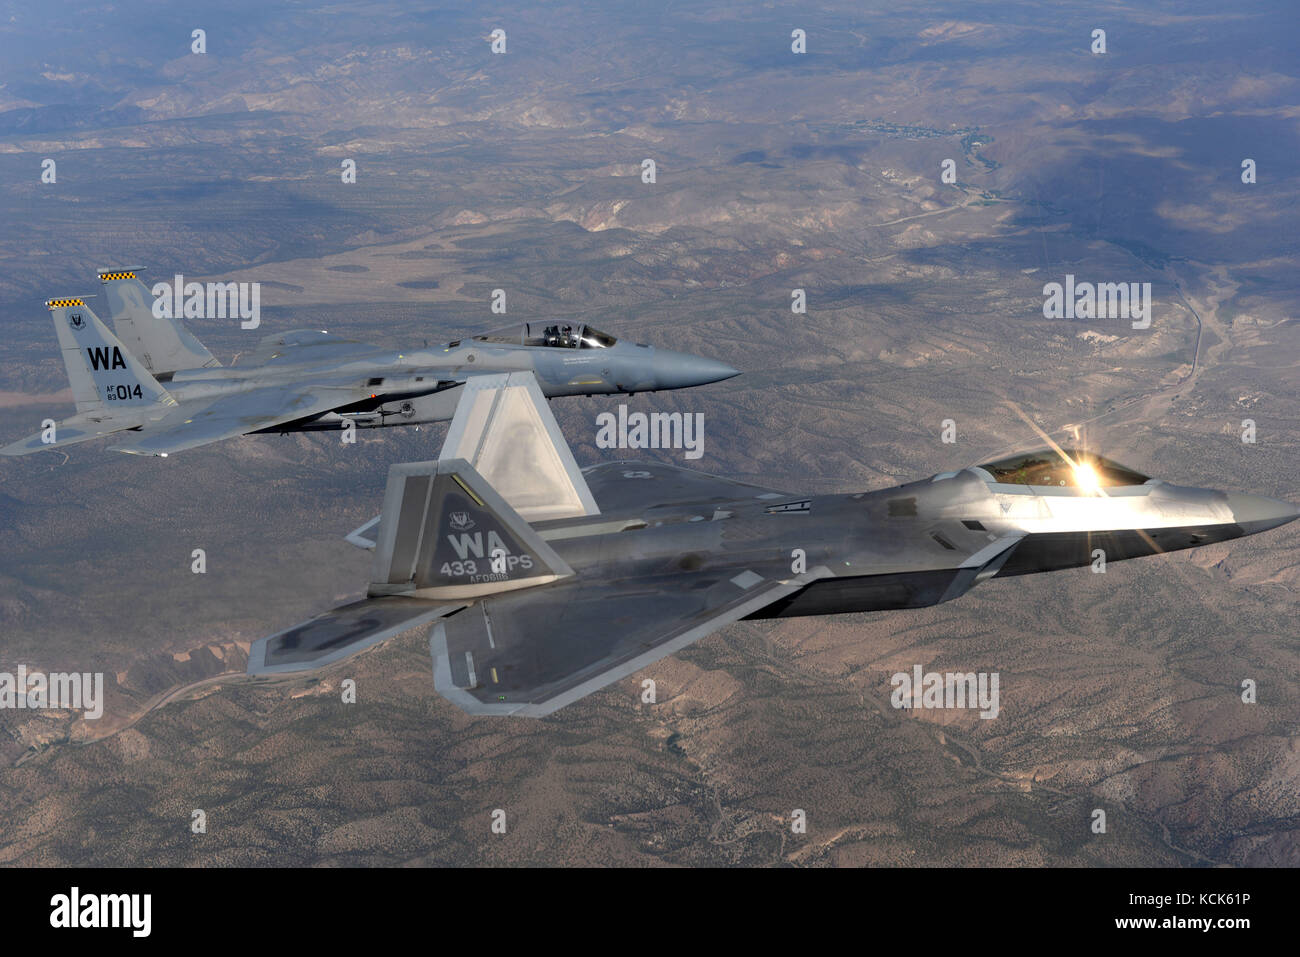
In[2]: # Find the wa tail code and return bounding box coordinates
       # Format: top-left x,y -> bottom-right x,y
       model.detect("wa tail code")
88,346 -> 127,370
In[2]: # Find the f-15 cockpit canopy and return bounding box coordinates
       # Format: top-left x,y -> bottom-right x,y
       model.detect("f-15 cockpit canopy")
975,448 -> 1150,488
471,322 -> 618,350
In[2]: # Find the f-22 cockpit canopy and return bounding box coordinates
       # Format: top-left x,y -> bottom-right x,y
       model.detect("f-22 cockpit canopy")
975,448 -> 1150,488
470,322 -> 618,350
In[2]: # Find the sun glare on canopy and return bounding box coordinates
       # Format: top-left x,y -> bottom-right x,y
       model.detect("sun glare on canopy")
977,448 -> 1150,488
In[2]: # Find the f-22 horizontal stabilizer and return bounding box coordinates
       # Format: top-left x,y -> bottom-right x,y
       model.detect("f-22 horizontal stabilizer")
248,596 -> 458,675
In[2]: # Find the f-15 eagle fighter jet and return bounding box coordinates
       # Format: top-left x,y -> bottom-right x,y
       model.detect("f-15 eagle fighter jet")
250,371 -> 1298,717
2,269 -> 736,458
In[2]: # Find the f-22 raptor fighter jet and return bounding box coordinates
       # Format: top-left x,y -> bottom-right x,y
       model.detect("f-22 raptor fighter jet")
2,269 -> 736,457
250,371 -> 1298,717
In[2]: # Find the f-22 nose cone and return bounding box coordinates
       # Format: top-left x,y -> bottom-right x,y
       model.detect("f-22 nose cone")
1226,493 -> 1300,534
652,349 -> 740,390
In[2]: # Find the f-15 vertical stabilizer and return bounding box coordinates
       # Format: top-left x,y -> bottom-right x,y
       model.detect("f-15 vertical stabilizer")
0,299 -> 177,456
47,298 -> 174,414
98,269 -> 220,378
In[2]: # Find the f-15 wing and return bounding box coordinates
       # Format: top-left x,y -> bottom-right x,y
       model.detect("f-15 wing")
241,329 -> 377,367
107,383 -> 362,456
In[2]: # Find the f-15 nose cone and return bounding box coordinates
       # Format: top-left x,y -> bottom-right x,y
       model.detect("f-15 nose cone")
1226,493 -> 1300,534
653,350 -> 741,390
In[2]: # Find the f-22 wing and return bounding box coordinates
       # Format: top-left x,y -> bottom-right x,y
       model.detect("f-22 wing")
431,560 -> 829,716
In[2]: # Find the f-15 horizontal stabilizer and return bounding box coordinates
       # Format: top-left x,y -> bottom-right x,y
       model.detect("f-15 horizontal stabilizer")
440,371 -> 599,522
0,411 -> 149,456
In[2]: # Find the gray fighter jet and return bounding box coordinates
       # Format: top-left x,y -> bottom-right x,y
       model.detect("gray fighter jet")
1,269 -> 736,457
250,371 -> 1298,717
